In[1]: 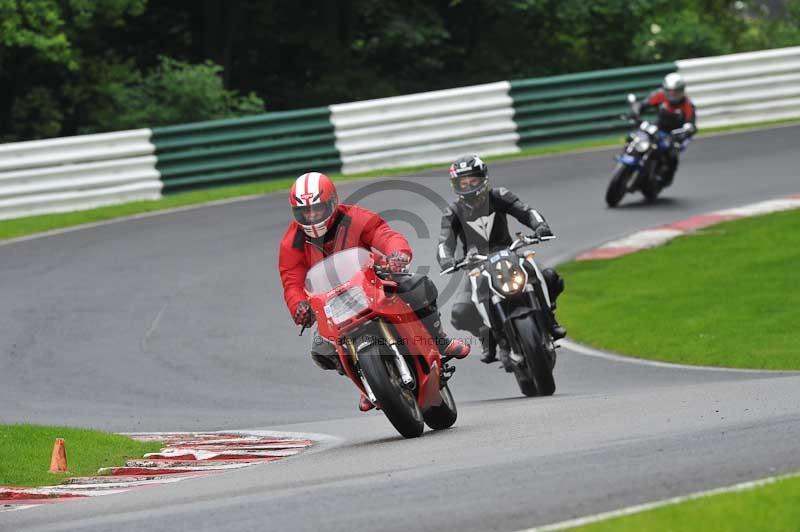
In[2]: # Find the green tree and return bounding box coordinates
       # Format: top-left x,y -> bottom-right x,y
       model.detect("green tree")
0,0 -> 147,140
86,56 -> 264,131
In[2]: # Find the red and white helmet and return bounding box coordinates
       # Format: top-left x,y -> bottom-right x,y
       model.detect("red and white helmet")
289,172 -> 338,238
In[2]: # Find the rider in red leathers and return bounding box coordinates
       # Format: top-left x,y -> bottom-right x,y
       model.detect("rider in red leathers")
278,172 -> 470,412
634,73 -> 698,186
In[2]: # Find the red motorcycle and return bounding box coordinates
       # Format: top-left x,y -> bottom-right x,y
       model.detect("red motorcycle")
303,247 -> 460,438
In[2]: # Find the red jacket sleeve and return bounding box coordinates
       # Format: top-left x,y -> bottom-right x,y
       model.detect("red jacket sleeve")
350,205 -> 413,260
648,89 -> 666,107
278,225 -> 310,316
682,99 -> 696,123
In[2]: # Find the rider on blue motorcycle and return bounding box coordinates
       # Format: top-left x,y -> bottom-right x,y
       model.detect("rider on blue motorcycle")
633,73 -> 698,186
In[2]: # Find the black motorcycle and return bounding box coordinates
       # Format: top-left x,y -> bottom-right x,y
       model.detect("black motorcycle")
443,234 -> 557,397
606,93 -> 693,207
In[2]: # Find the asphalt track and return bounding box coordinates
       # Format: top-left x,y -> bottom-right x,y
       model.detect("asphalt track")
2,125 -> 799,531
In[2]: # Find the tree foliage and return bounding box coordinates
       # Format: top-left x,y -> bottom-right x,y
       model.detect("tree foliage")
1,0 -> 798,142
84,56 -> 263,132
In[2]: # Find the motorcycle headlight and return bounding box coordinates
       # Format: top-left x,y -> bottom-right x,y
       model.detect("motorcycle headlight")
493,260 -> 527,295
324,286 -> 368,325
635,138 -> 650,153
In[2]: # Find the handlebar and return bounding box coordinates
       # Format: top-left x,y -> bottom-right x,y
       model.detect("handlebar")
440,234 -> 555,275
623,96 -> 694,138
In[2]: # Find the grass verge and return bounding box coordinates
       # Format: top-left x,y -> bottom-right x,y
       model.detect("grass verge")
569,473 -> 800,531
0,424 -> 161,487
1,118 -> 798,243
558,209 -> 800,369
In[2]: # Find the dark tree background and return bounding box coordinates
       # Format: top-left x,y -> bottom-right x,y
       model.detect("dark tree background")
1,0 -> 798,141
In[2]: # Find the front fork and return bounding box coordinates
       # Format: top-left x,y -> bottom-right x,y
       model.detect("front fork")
345,337 -> 379,404
376,320 -> 416,389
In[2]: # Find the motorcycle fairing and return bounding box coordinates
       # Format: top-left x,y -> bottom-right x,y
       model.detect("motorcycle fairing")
309,259 -> 443,411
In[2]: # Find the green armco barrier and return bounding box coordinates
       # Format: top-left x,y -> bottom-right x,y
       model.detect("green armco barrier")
511,63 -> 677,147
151,107 -> 341,192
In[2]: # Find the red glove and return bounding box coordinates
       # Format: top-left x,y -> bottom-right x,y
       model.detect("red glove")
387,251 -> 411,273
293,301 -> 316,327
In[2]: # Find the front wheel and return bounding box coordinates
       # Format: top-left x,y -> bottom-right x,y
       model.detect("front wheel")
515,372 -> 539,397
511,316 -> 556,396
605,164 -> 633,207
423,383 -> 458,430
359,345 -> 424,438
642,180 -> 661,202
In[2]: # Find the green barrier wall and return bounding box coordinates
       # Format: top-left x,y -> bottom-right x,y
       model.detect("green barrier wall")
510,63 -> 677,147
151,107 -> 341,192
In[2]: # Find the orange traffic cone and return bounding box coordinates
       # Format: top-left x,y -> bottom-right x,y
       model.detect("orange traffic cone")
49,438 -> 68,473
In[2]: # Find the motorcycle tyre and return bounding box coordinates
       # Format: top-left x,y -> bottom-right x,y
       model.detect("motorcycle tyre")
512,316 -> 556,397
359,344 -> 425,438
423,383 -> 458,430
605,164 -> 633,207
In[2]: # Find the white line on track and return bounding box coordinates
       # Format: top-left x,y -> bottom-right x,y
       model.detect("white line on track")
525,471 -> 800,531
140,302 -> 168,352
561,338 -> 797,374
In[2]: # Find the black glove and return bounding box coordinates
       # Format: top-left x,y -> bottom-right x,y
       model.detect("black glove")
293,301 -> 316,327
440,257 -> 456,272
534,224 -> 553,239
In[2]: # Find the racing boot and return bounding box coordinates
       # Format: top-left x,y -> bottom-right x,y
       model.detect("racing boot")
358,394 -> 376,412
550,312 -> 567,340
541,270 -> 567,340
419,303 -> 470,360
479,326 -> 497,363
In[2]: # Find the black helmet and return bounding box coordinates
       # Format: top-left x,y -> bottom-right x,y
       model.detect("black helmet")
449,154 -> 489,205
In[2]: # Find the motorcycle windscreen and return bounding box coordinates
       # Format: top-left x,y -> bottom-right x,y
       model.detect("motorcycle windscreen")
305,247 -> 371,294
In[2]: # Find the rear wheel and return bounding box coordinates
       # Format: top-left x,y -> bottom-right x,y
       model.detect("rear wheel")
359,345 -> 424,438
511,316 -> 556,396
605,164 -> 633,207
423,383 -> 458,430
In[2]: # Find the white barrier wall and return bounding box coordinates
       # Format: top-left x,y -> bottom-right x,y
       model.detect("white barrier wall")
330,81 -> 519,174
678,47 -> 800,129
0,129 -> 162,220
1,47 -> 799,222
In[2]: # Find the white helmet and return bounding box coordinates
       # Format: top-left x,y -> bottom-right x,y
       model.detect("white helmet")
663,73 -> 687,105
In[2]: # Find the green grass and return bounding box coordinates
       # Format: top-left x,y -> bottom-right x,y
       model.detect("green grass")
0,424 -> 162,487
558,209 -> 800,370
570,473 -> 800,531
1,118 -> 798,243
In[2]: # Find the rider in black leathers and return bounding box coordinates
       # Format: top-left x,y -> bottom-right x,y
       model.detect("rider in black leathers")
438,154 -> 566,363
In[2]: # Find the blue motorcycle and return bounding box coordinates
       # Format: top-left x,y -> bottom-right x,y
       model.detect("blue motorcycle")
605,94 -> 692,207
